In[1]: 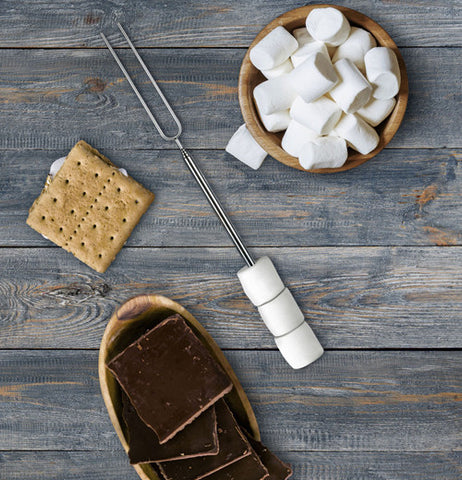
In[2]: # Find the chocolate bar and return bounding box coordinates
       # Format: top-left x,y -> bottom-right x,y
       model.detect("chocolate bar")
107,314 -> 233,443
201,451 -> 269,480
247,437 -> 292,480
122,393 -> 218,464
157,400 -> 251,480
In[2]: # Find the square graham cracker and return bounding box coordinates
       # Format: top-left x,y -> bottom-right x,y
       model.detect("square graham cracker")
26,140 -> 154,273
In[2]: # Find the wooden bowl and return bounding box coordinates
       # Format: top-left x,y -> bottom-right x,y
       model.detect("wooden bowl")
238,4 -> 408,173
99,294 -> 260,480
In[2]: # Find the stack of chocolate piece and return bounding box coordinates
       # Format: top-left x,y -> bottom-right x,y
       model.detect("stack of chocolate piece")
107,314 -> 292,480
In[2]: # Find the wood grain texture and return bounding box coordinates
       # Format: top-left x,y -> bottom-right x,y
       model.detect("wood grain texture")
0,0 -> 460,48
1,1 -> 461,478
0,246 -> 462,349
1,451 -> 461,480
0,48 -> 459,150
0,350 -> 460,452
2,149 -> 461,248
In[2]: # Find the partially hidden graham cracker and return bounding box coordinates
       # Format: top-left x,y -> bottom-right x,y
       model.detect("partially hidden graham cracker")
27,140 -> 155,273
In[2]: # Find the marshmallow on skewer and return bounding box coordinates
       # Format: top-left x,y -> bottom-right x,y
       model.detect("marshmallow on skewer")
357,97 -> 396,126
290,41 -> 329,68
225,124 -> 267,170
275,322 -> 324,369
332,27 -> 377,72
238,257 -> 324,369
364,47 -> 401,99
281,120 -> 319,157
249,26 -> 298,70
258,109 -> 291,132
289,51 -> 338,103
290,95 -> 342,135
253,74 -> 297,115
298,136 -> 348,170
292,27 -> 313,46
257,288 -> 304,337
334,113 -> 379,155
237,256 -> 285,307
261,58 -> 293,79
306,7 -> 351,47
329,58 -> 372,114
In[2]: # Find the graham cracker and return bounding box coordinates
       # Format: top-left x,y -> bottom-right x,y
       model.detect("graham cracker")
27,140 -> 155,273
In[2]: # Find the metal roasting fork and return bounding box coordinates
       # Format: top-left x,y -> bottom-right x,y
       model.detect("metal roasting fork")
100,24 -> 254,268
101,23 -> 324,369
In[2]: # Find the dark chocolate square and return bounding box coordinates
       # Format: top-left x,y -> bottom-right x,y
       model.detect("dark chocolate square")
122,392 -> 218,464
246,437 -> 292,480
201,450 -> 269,480
107,314 -> 233,443
157,400 -> 251,480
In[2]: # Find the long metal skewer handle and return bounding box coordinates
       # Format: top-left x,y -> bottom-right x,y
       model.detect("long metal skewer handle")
100,27 -> 254,268
237,256 -> 324,369
175,139 -> 254,267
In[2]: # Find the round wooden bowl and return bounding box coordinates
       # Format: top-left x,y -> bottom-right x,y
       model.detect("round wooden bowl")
239,4 -> 408,173
99,294 -> 260,480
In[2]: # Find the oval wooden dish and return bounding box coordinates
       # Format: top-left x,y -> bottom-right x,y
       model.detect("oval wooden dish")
239,4 -> 409,173
99,294 -> 260,480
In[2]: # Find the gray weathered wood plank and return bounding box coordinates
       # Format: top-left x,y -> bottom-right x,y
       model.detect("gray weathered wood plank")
2,149 -> 461,248
1,450 -> 461,480
0,350 -> 460,452
0,48 -> 460,149
0,247 -> 462,349
0,0 -> 460,48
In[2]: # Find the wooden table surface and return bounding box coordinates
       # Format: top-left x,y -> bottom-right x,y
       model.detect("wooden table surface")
1,1 -> 461,478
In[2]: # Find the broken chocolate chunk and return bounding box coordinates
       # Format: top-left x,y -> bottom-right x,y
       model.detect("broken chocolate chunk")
246,437 -> 292,480
201,449 -> 269,480
122,392 -> 218,464
157,400 -> 251,480
107,314 -> 233,443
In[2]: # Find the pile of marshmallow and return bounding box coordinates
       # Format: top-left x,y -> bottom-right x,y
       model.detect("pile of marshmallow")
226,7 -> 401,171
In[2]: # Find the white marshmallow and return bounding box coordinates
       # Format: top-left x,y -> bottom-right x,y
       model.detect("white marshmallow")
326,44 -> 337,58
275,321 -> 324,369
49,157 -> 66,178
357,97 -> 396,126
292,27 -> 313,46
290,41 -> 329,68
253,74 -> 297,115
261,58 -> 293,79
237,256 -> 285,307
289,52 -> 337,103
249,26 -> 298,71
364,47 -> 401,99
258,108 -> 291,133
257,288 -> 304,337
281,120 -> 319,157
298,136 -> 348,170
49,157 -> 128,178
306,7 -> 350,47
290,96 -> 342,135
225,124 -> 267,170
332,27 -> 377,72
329,58 -> 372,113
334,114 -> 379,154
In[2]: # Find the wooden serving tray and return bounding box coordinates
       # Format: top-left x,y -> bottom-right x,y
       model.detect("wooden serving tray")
99,294 -> 260,480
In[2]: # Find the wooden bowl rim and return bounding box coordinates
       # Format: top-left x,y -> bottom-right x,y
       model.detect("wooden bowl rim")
238,4 -> 409,173
98,294 -> 260,480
